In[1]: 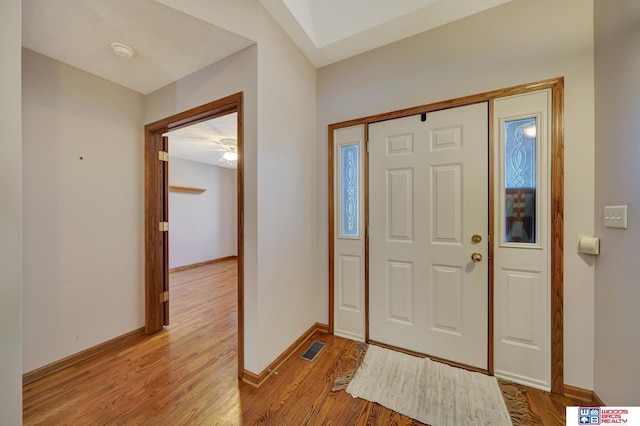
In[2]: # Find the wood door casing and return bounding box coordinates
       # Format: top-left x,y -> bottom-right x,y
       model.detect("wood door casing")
144,92 -> 245,379
328,77 -> 564,394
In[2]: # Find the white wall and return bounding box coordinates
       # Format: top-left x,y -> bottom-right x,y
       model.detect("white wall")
0,0 -> 23,423
593,0 -> 640,404
22,49 -> 145,372
168,157 -> 237,268
253,7 -> 318,375
150,1 -> 318,374
317,0 -> 596,389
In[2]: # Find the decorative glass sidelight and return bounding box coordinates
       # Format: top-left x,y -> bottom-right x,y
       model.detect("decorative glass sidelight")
504,117 -> 537,243
340,144 -> 359,237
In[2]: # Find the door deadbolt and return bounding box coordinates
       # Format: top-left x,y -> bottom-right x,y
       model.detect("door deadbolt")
471,234 -> 482,243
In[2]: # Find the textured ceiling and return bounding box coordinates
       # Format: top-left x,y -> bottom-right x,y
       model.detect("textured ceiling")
22,0 -> 254,94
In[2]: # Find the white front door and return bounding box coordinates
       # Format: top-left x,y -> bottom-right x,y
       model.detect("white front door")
368,102 -> 489,369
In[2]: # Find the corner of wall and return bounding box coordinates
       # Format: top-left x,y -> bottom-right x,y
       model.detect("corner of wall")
592,0 -> 640,405
0,1 -> 23,423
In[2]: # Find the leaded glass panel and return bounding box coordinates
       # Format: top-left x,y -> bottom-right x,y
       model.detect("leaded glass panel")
504,118 -> 537,243
340,144 -> 359,237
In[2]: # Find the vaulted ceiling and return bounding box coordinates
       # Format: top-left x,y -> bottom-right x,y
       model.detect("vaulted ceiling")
258,0 -> 511,67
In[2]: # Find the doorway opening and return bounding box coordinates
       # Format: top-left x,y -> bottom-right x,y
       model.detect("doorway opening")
144,92 -> 245,378
164,113 -> 238,273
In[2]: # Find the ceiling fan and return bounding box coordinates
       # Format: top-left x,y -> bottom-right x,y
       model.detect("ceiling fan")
202,138 -> 238,163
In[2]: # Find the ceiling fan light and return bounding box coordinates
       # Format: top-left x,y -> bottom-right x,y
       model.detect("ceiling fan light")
223,151 -> 238,161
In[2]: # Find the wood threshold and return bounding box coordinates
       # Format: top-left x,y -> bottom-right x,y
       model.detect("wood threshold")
169,256 -> 238,273
169,185 -> 206,194
242,322 -> 329,388
22,327 -> 145,385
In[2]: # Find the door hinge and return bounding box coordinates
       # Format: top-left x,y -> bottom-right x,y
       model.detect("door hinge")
159,221 -> 169,232
158,151 -> 169,162
160,291 -> 169,303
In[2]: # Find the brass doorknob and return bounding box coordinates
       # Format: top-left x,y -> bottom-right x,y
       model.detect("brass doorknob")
471,252 -> 483,262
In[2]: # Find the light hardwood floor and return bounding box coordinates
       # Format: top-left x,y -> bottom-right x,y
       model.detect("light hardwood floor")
23,259 -> 582,425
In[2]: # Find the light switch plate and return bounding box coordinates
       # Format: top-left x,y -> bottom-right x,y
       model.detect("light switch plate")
604,205 -> 628,229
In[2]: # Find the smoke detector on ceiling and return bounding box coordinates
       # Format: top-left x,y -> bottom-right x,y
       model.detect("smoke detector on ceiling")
110,42 -> 136,59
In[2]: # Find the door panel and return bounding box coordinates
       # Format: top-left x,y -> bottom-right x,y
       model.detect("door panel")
333,125 -> 366,342
144,132 -> 167,334
387,261 -> 414,323
387,169 -> 413,240
432,165 -> 461,242
493,90 -> 551,390
369,102 -> 489,369
432,265 -> 462,334
338,254 -> 362,311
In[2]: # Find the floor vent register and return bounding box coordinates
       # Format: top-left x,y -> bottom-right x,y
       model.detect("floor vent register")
300,341 -> 326,362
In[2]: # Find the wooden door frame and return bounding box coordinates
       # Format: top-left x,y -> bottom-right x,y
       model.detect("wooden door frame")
144,92 -> 245,379
328,78 -> 564,394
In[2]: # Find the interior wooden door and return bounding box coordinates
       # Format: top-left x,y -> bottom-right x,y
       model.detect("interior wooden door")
162,135 -> 169,326
368,102 -> 489,369
144,132 -> 169,333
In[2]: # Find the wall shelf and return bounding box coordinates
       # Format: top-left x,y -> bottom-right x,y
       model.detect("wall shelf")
169,185 -> 206,194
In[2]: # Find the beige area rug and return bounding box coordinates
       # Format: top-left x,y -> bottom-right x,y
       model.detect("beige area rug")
344,345 -> 513,426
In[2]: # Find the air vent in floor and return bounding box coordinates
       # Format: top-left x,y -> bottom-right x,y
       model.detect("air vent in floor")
300,341 -> 326,362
